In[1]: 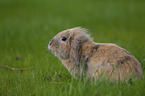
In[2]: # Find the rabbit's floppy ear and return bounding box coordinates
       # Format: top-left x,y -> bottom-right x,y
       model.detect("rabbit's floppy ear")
68,27 -> 92,66
69,36 -> 89,66
70,39 -> 81,66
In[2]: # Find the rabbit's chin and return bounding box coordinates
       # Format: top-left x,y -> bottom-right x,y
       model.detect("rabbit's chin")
50,50 -> 62,59
49,48 -> 69,60
49,50 -> 58,56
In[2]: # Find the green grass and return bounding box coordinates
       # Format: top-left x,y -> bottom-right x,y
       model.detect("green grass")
0,0 -> 145,96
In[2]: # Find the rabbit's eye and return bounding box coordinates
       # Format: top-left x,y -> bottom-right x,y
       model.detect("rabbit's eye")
62,37 -> 67,41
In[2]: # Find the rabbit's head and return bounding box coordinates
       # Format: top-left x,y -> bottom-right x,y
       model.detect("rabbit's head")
48,27 -> 93,65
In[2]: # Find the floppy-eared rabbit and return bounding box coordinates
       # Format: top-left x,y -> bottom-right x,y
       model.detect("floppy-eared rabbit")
48,27 -> 143,81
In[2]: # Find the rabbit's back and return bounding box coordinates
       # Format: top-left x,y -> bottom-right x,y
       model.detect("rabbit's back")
85,43 -> 143,80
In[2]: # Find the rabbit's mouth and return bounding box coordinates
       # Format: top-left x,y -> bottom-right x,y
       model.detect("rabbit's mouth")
50,50 -> 58,56
48,47 -> 60,57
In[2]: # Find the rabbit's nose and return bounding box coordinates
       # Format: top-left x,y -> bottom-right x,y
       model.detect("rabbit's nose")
49,39 -> 54,46
48,39 -> 55,49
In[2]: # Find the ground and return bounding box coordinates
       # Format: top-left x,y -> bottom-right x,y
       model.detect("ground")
0,0 -> 145,96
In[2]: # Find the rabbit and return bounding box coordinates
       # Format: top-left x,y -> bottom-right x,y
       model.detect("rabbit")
48,27 -> 143,81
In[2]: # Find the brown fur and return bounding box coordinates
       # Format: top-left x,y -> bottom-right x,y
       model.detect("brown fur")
48,27 -> 143,81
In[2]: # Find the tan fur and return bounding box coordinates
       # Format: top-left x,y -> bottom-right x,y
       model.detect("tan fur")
48,27 -> 143,81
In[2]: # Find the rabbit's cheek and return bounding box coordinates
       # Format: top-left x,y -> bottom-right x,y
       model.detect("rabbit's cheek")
52,41 -> 59,50
57,44 -> 70,59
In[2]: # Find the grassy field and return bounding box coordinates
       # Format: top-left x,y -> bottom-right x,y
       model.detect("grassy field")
0,0 -> 145,96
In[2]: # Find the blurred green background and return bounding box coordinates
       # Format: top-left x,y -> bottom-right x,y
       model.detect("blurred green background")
0,0 -> 145,96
